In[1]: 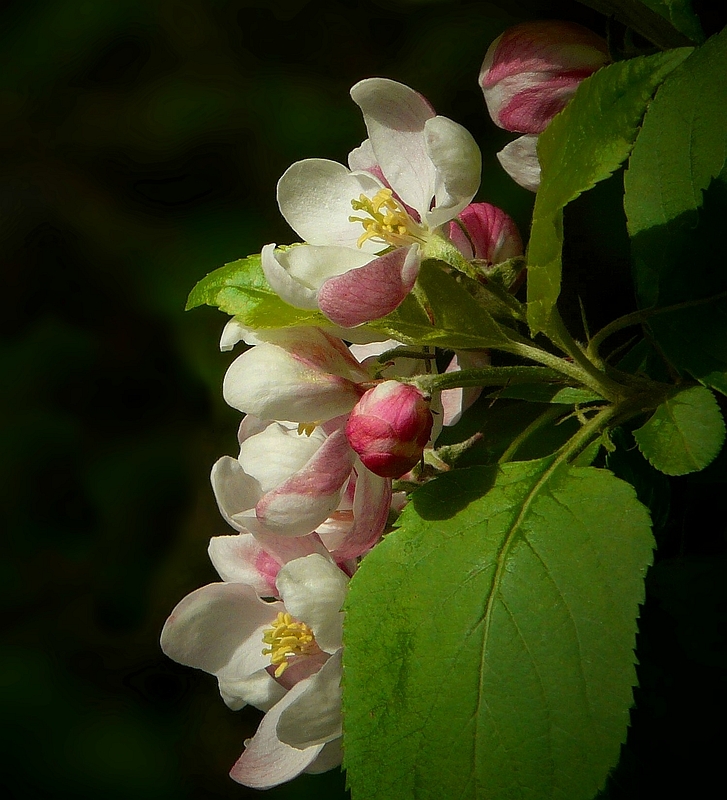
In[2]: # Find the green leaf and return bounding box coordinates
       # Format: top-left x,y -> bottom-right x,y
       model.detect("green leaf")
633,385 -> 725,476
638,0 -> 704,44
344,460 -> 654,800
368,260 -> 511,349
527,49 -> 691,335
624,30 -> 727,394
185,253 -> 328,328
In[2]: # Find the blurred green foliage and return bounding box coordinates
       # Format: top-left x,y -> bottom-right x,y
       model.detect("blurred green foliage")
1,0 -> 724,797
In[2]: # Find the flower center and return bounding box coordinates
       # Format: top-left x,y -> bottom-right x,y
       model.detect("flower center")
262,611 -> 318,678
349,188 -> 425,249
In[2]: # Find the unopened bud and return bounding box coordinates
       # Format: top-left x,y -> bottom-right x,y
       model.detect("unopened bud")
345,381 -> 433,478
448,202 -> 523,264
479,21 -> 609,134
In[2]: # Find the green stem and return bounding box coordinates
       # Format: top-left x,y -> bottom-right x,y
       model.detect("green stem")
413,366 -> 563,394
498,406 -> 565,464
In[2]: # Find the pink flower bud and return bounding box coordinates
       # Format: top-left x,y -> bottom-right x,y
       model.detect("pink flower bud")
448,202 -> 523,264
345,381 -> 433,478
479,21 -> 610,134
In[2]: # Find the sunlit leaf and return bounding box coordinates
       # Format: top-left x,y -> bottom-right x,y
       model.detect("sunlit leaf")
344,460 -> 654,800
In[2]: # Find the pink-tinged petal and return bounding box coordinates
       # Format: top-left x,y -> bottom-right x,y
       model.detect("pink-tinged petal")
229,681 -> 325,789
263,243 -> 375,310
497,134 -> 541,192
423,116 -> 482,230
331,465 -> 391,561
253,531 -> 331,567
223,340 -> 363,423
348,138 -> 387,186
276,554 -> 348,653
449,203 -> 524,263
277,158 -> 383,251
208,535 -> 281,596
254,429 -> 355,538
276,650 -> 343,749
306,738 -> 343,774
160,582 -> 277,675
350,78 -> 436,217
480,21 -> 609,134
210,456 -> 261,532
440,351 -> 491,427
318,244 -> 420,327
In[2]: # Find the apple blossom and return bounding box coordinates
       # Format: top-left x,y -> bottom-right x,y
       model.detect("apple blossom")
448,202 -> 523,264
346,380 -> 434,478
211,415 -> 392,558
479,21 -> 609,191
161,553 -> 348,788
262,77 -> 481,327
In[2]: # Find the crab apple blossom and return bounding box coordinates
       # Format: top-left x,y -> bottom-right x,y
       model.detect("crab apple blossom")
262,77 -> 481,327
161,552 -> 348,789
479,20 -> 610,135
211,415 -> 392,559
346,380 -> 434,478
448,202 -> 523,264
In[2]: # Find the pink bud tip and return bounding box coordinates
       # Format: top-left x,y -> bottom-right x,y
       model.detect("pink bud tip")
479,21 -> 610,134
449,202 -> 523,263
345,381 -> 433,478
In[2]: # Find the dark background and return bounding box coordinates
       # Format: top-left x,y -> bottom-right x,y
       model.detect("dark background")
1,1 -> 724,798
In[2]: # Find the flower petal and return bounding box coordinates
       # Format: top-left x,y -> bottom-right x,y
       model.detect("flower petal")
497,134 -> 541,192
276,554 -> 348,653
208,535 -> 281,596
261,243 -> 319,310
331,464 -> 392,561
440,350 -> 491,426
253,428 -> 355,538
318,244 -> 420,327
305,737 -> 343,774
210,456 -> 260,532
423,115 -> 482,229
277,158 -> 383,250
350,78 -> 436,216
276,650 -> 343,749
229,681 -> 325,789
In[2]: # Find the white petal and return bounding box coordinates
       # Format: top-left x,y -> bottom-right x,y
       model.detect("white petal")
208,534 -> 280,595
305,737 -> 343,774
229,681 -> 325,789
210,456 -> 261,532
424,115 -> 482,229
277,158 -> 383,250
497,134 -> 541,192
276,650 -> 343,749
351,78 -> 436,217
219,318 -> 251,352
261,243 -> 319,310
160,582 -> 277,676
276,554 -> 348,653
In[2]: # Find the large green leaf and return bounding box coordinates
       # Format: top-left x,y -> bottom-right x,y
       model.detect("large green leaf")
185,253 -> 328,328
527,49 -> 691,335
344,460 -> 654,800
368,260 -> 511,349
624,29 -> 727,394
633,385 -> 725,476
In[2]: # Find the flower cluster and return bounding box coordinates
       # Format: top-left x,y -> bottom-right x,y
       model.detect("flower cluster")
160,19 -> 604,789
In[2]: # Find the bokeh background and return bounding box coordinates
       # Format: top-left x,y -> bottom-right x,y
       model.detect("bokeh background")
2,1 -> 725,798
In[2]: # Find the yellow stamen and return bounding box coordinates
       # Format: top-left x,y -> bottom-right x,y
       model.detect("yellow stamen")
349,188 -> 425,249
262,611 -> 318,678
297,422 -> 318,437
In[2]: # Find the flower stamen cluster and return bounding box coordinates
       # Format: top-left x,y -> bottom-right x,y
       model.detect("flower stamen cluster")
349,188 -> 425,249
262,612 -> 320,678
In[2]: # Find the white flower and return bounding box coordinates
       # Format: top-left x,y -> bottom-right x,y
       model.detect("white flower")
262,78 -> 481,326
161,553 -> 349,789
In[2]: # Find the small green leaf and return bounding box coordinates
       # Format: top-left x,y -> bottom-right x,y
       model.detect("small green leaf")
186,254 -> 328,328
368,260 -> 511,349
633,385 -> 725,475
625,29 -> 727,394
344,460 -> 654,800
527,48 -> 691,335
